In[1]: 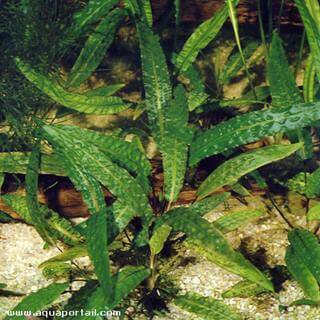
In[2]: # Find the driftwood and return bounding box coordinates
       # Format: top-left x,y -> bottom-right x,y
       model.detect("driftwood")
150,0 -> 302,26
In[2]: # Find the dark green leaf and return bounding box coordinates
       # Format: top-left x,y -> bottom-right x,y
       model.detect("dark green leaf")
173,292 -> 243,320
15,58 -> 128,115
197,144 -> 302,199
5,283 -> 68,320
190,102 -> 320,166
67,9 -> 125,88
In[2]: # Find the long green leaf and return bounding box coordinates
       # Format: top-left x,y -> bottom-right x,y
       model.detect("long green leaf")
60,266 -> 149,320
158,207 -> 273,291
42,125 -> 153,245
0,152 -> 65,176
174,0 -> 239,73
135,20 -> 172,143
67,9 -> 124,88
268,32 -> 302,107
149,223 -> 172,256
173,292 -> 243,320
285,244 -> 320,301
222,280 -> 266,298
212,209 -> 264,233
15,58 -> 128,115
162,85 -> 192,202
87,209 -> 112,303
54,125 -> 151,193
197,144 -> 302,199
294,0 -> 320,79
1,194 -> 83,245
5,283 -> 68,320
71,0 -> 119,37
288,229 -> 320,284
303,55 -> 316,102
190,192 -> 231,216
25,145 -> 56,245
189,102 -> 320,166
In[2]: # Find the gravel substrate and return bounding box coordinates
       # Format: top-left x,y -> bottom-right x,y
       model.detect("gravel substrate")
1,195 -> 320,319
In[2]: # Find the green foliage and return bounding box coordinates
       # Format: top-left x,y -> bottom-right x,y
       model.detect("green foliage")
222,280 -> 266,298
286,229 -> 320,300
5,282 -> 68,320
25,144 -> 56,245
303,55 -> 316,102
15,58 -> 129,115
0,152 -> 65,176
197,144 -> 302,199
190,102 -> 320,166
190,192 -> 231,216
157,207 -> 273,291
307,203 -> 320,221
174,0 -> 239,73
67,9 -> 125,88
162,85 -> 192,202
149,223 -> 172,256
173,292 -> 242,320
212,209 -> 264,233
0,194 -> 83,245
134,18 -> 172,144
268,32 -> 302,107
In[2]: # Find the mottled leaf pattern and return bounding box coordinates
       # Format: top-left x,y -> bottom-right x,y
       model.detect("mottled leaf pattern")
5,283 -> 68,320
174,0 -> 239,73
67,9 -> 124,88
268,32 -> 303,107
15,58 -> 128,115
190,102 -> 320,166
174,292 -> 243,320
158,207 -> 273,291
285,245 -> 320,301
222,280 -> 266,298
198,144 -> 302,199
213,209 -> 264,233
135,21 -> 172,143
149,223 -> 172,256
162,85 -> 192,202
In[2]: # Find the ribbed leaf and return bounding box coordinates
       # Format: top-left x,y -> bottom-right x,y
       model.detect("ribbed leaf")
149,223 -> 172,256
173,292 -> 242,320
174,0 -> 239,73
219,41 -> 259,85
189,102 -> 320,166
67,9 -> 125,88
60,266 -> 149,320
0,194 -> 83,245
307,203 -> 320,221
135,20 -> 172,143
288,229 -> 320,284
55,125 -> 151,193
306,168 -> 320,198
212,209 -> 264,233
15,58 -> 128,115
268,32 -> 303,107
39,245 -> 88,268
41,125 -> 153,245
162,85 -> 192,202
5,283 -> 68,320
141,0 -> 153,27
87,210 -> 112,302
191,192 -> 231,216
294,0 -> 320,78
179,63 -> 209,111
158,208 -> 273,291
0,152 -> 65,176
285,244 -> 320,301
303,55 -> 316,102
25,145 -> 56,245
222,280 -> 266,298
197,144 -> 302,199
71,0 -> 119,37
